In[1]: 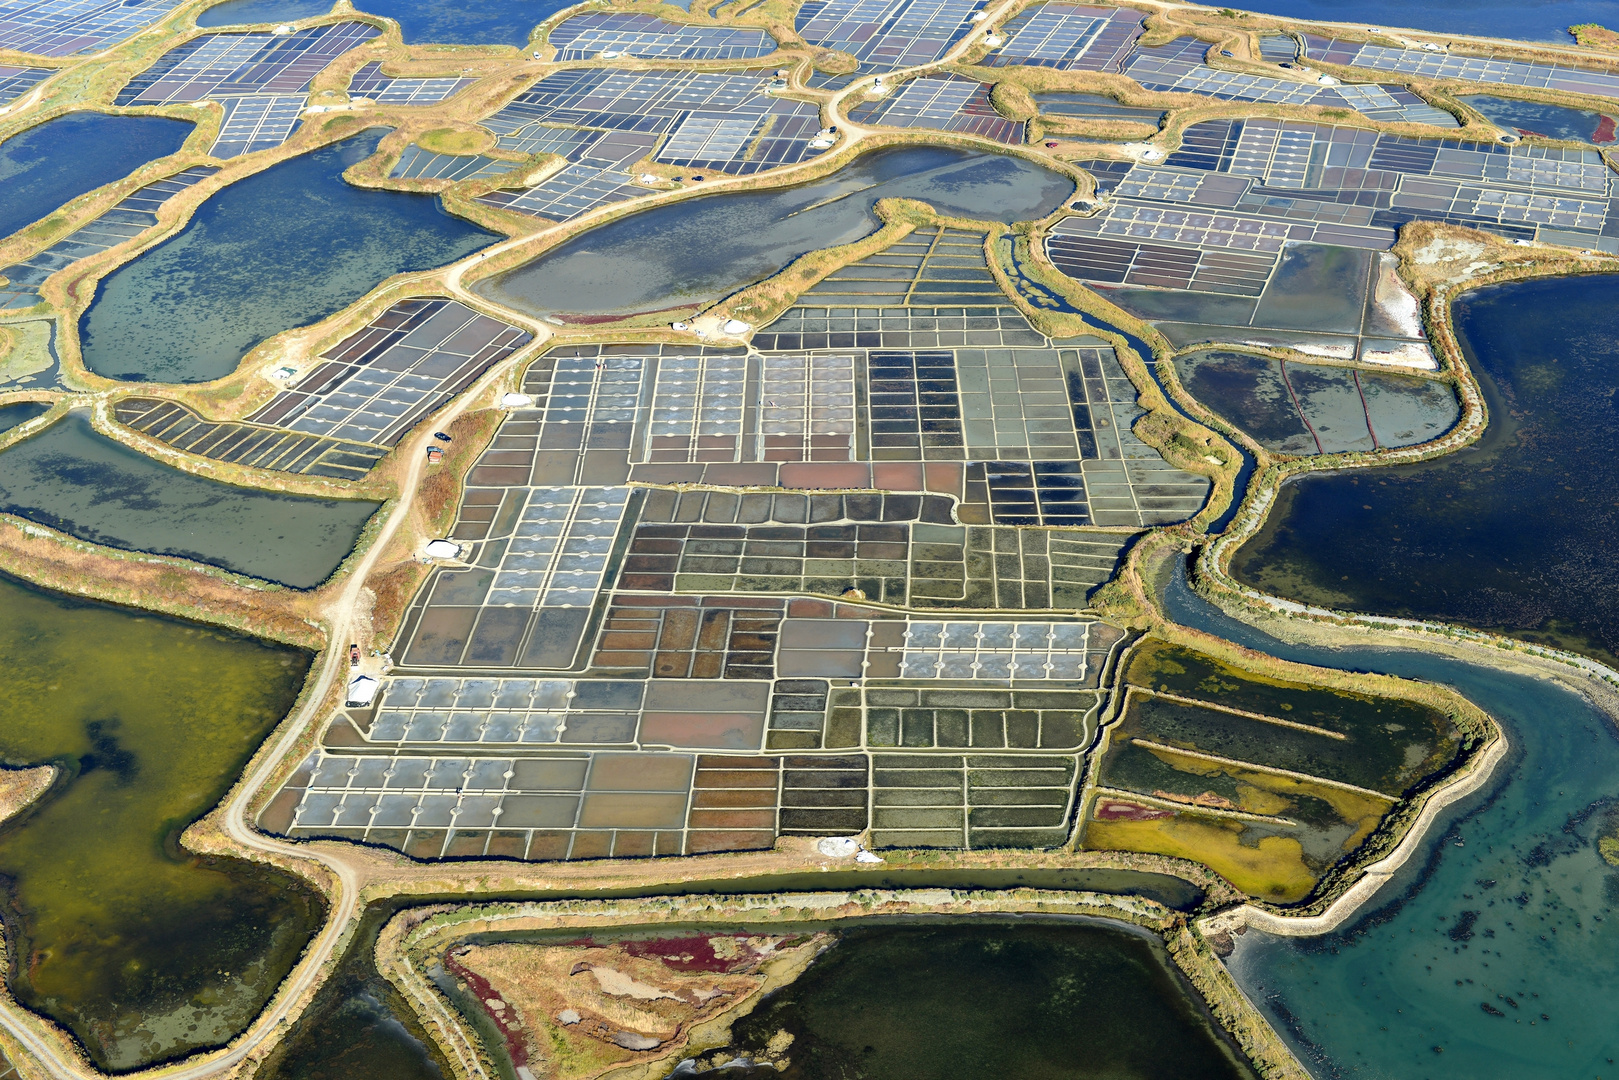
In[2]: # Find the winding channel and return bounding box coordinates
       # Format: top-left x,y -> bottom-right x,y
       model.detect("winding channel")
1165,564 -> 1619,1076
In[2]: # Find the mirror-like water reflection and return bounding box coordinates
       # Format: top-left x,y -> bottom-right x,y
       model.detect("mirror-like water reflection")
476,145 -> 1075,318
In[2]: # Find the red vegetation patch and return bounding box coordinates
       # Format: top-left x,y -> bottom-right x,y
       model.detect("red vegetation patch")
1095,799 -> 1174,821
446,949 -> 531,1069
621,935 -> 758,973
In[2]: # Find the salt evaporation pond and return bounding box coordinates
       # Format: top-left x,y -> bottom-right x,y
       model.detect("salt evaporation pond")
80,128 -> 496,383
0,412 -> 378,587
197,0 -> 334,26
475,145 -> 1075,317
1462,94 -> 1616,143
0,572 -> 323,1071
0,112 -> 193,242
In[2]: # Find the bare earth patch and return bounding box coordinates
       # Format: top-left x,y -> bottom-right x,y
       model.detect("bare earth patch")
450,932 -> 831,1079
0,766 -> 55,827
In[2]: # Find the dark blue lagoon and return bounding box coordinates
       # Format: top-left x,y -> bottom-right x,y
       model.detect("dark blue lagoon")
0,113 -> 193,242
1162,566 -> 1619,1079
79,129 -> 496,384
0,412 -> 379,587
0,399 -> 50,435
476,145 -> 1074,317
196,0 -> 335,26
1230,0 -> 1619,44
1233,274 -> 1619,668
352,0 -> 573,47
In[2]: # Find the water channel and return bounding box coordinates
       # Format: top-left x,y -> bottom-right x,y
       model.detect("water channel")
474,145 -> 1075,318
0,412 -> 379,588
79,129 -> 496,384
1232,274 -> 1619,668
0,113 -> 193,243
353,0 -> 571,47
0,572 -> 323,1072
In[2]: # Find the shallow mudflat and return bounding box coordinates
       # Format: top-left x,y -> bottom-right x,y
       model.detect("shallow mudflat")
0,572 -> 323,1071
0,412 -> 379,588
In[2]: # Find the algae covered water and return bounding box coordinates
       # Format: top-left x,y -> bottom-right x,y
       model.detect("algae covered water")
1232,274 -> 1619,668
79,128 -> 495,383
1163,564 -> 1619,1078
0,573 -> 324,1071
724,921 -> 1257,1079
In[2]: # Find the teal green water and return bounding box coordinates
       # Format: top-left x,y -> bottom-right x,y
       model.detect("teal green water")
1164,564 -> 1619,1078
79,129 -> 496,384
0,573 -> 324,1072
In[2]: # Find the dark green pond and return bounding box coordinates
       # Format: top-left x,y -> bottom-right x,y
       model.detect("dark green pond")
1232,273 -> 1619,667
255,902 -> 445,1080
722,920 -> 1257,1079
79,129 -> 496,384
0,413 -> 378,588
0,572 -> 324,1072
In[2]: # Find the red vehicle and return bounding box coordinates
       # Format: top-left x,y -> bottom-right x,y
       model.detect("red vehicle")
426,446 -> 444,464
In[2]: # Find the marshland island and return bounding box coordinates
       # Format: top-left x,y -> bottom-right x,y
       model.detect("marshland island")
2,0 -> 1619,1076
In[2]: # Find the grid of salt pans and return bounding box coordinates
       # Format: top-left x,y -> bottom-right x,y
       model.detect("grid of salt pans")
487,486 -> 631,608
899,620 -> 1091,680
648,354 -> 746,438
0,0 -> 186,56
758,353 -> 856,447
210,94 -> 304,157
